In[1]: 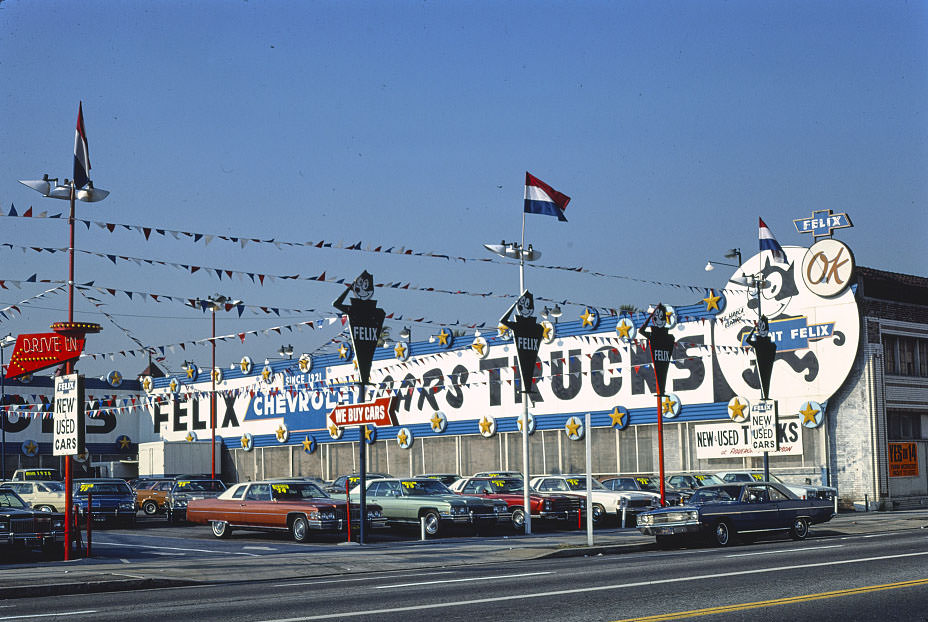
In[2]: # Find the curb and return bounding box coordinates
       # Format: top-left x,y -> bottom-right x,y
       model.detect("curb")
0,577 -> 201,600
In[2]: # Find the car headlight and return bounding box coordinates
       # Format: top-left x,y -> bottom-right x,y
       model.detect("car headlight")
450,505 -> 468,515
650,497 -> 661,507
495,504 -> 507,513
321,510 -> 336,520
638,513 -> 653,525
543,500 -> 552,511
367,509 -> 382,519
119,502 -> 135,510
173,496 -> 188,508
51,519 -> 64,529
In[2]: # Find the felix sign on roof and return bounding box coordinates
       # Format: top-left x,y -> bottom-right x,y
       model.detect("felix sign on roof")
793,209 -> 853,238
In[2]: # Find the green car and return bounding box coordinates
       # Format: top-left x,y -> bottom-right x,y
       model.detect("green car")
351,477 -> 510,537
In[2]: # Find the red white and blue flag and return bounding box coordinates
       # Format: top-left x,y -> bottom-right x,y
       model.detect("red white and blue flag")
524,172 -> 570,222
758,217 -> 787,264
73,102 -> 91,189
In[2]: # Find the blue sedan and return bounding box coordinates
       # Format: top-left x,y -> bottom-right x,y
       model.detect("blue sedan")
637,482 -> 835,547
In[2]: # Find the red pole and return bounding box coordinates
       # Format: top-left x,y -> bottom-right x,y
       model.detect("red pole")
649,343 -> 666,507
85,490 -> 92,557
345,480 -> 352,542
211,307 -> 216,480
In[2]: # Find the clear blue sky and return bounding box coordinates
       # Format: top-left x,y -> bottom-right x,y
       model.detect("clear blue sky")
1,0 -> 925,380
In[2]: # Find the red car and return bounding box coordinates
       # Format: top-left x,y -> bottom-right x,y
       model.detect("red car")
449,476 -> 581,531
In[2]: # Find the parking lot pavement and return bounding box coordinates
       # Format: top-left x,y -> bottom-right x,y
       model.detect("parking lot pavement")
0,509 -> 925,599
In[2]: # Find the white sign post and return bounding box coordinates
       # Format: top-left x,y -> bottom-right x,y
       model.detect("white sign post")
53,374 -> 84,456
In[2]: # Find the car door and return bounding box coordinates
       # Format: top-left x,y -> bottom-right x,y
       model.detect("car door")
240,484 -> 273,527
737,484 -> 779,531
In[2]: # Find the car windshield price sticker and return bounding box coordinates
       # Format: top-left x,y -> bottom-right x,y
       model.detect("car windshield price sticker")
272,484 -> 290,493
53,373 -> 85,456
79,483 -> 94,492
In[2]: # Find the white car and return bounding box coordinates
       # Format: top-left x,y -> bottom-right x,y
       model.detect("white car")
0,480 -> 67,512
715,471 -> 837,501
530,475 -> 658,526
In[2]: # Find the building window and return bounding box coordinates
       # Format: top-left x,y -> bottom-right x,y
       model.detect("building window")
888,411 -> 923,440
883,334 -> 928,378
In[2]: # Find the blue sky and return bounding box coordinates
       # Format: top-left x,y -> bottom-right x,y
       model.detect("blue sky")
1,1 -> 925,380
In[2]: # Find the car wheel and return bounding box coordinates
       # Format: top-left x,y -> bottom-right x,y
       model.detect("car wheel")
714,520 -> 734,547
790,517 -> 809,541
34,505 -> 53,513
421,510 -> 441,537
290,515 -> 310,543
591,503 -> 607,527
142,500 -> 159,515
511,507 -> 526,532
211,520 -> 232,539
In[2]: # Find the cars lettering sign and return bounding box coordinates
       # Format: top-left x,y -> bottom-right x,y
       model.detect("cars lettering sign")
53,373 -> 85,456
328,395 -> 396,428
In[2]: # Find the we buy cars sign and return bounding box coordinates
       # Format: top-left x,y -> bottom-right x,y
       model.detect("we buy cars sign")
5,332 -> 85,378
328,395 -> 396,428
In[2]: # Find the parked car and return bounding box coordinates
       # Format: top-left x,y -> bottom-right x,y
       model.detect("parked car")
186,479 -> 385,541
530,475 -> 658,526
166,478 -> 227,523
11,468 -> 61,482
449,476 -> 581,531
665,472 -> 724,498
353,477 -> 510,536
325,472 -> 391,495
637,482 -> 836,547
715,471 -> 837,501
472,470 -> 523,478
415,473 -> 462,486
0,488 -> 65,555
135,479 -> 174,515
0,481 -> 67,512
72,479 -> 138,526
599,476 -> 684,506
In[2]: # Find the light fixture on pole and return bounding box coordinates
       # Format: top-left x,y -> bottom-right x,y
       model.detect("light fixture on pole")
278,344 -> 294,360
704,248 -> 743,272
192,294 -> 242,480
542,304 -> 562,324
0,334 -> 15,480
19,103 -> 108,561
399,327 -> 411,341
485,240 -> 542,535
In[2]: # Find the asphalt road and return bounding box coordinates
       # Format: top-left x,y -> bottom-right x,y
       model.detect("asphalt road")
3,529 -> 926,621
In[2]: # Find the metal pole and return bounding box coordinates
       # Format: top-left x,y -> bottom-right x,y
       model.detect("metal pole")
1,344 -> 5,480
584,411 -> 593,546
358,392 -> 367,545
63,182 -> 76,561
211,307 -> 216,480
649,342 -> 666,506
518,217 -> 532,535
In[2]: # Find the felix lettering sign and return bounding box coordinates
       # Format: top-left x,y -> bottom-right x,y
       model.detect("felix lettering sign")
5,333 -> 85,378
53,373 -> 85,456
328,396 -> 396,428
793,209 -> 853,238
749,402 -> 778,451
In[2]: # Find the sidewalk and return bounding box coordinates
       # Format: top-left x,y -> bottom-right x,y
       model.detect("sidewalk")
1,509 -> 925,600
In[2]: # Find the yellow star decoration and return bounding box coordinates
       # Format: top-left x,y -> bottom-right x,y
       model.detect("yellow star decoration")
800,402 -> 820,425
430,412 -> 444,431
471,340 -> 485,356
299,357 -> 310,372
111,371 -> 122,384
398,429 -> 409,446
169,379 -> 178,392
185,432 -> 195,442
119,436 -> 131,449
394,342 -> 407,359
363,426 -> 373,441
610,407 -> 626,427
25,440 -> 37,454
703,290 -> 722,312
479,417 -> 493,434
581,308 -> 594,327
617,321 -> 632,339
566,418 -> 581,437
262,366 -> 272,382
338,344 -> 349,359
328,423 -> 339,437
728,398 -> 747,420
542,323 -> 553,341
185,365 -> 196,379
302,436 -> 314,452
142,378 -> 152,391
275,426 -> 287,441
212,368 -> 221,383
497,323 -> 510,338
662,396 -> 677,413
240,358 -> 251,373
518,415 -> 532,432
437,329 -> 450,346
241,435 -> 251,450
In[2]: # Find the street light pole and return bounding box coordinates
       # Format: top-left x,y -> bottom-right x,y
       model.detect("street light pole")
0,334 -> 14,480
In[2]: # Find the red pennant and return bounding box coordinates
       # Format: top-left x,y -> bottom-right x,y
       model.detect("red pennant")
239,333 -> 246,343
23,207 -> 33,217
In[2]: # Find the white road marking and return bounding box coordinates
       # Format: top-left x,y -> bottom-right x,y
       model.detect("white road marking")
242,546 -> 277,551
150,551 -> 186,556
119,558 -> 130,564
257,550 -> 928,621
726,544 -> 843,557
0,612 -> 96,620
276,570 -> 458,587
90,541 -> 259,557
375,571 -> 553,589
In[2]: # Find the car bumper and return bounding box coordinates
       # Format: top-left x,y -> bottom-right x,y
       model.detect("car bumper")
638,521 -> 702,536
537,510 -> 581,521
445,513 -> 510,526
